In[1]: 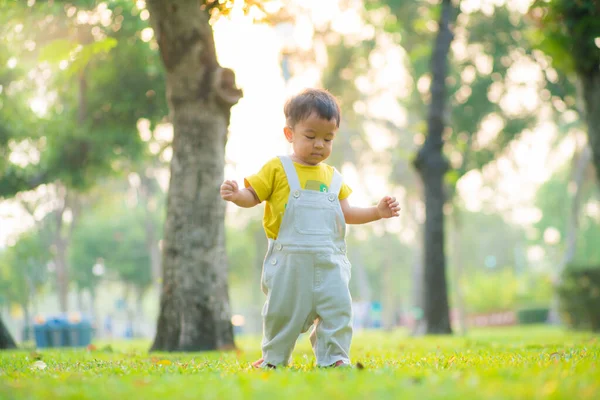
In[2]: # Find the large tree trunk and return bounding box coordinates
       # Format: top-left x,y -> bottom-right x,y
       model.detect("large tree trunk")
412,0 -> 455,335
147,0 -> 242,352
580,73 -> 600,185
0,317 -> 16,350
548,144 -> 592,324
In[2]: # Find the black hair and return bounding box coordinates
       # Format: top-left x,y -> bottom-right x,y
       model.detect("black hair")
284,88 -> 341,128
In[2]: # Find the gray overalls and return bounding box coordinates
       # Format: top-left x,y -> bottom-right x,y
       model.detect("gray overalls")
259,155 -> 353,367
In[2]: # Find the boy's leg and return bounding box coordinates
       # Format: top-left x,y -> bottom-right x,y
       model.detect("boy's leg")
261,253 -> 316,367
312,254 -> 353,367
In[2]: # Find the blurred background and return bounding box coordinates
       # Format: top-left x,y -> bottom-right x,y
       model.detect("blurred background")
1,0 -> 599,346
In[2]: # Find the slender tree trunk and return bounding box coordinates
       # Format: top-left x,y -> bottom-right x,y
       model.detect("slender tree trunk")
450,210 -> 468,335
561,145 -> 592,271
54,199 -> 69,313
139,173 -> 162,295
21,303 -> 30,343
548,144 -> 592,324
0,317 -> 16,350
407,196 -> 426,336
147,0 -> 242,352
90,286 -> 97,323
580,73 -> 600,185
352,249 -> 372,303
135,287 -> 146,338
381,248 -> 395,331
52,186 -> 80,313
248,222 -> 267,335
412,0 -> 455,335
77,289 -> 84,313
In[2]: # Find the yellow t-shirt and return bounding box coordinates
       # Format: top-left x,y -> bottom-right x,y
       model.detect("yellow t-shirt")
244,157 -> 352,239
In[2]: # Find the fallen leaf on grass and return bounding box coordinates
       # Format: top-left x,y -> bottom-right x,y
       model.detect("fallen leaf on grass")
86,344 -> 97,352
356,362 -> 365,370
217,344 -> 237,351
549,352 -> 562,361
155,359 -> 172,366
31,360 -> 47,370
409,376 -> 424,385
100,345 -> 113,353
134,379 -> 151,387
29,351 -> 42,360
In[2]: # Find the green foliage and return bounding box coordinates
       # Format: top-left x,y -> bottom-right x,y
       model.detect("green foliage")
39,37 -> 118,78
529,0 -> 600,75
361,0 -> 544,199
0,229 -> 52,308
69,198 -> 161,292
461,267 -> 553,314
532,165 -> 600,265
515,273 -> 554,309
1,328 -> 599,399
0,0 -> 168,197
226,219 -> 264,287
517,308 -> 550,324
558,264 -> 600,331
462,269 -> 519,313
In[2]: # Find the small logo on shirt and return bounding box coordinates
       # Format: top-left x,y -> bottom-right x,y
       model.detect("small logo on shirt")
305,180 -> 328,192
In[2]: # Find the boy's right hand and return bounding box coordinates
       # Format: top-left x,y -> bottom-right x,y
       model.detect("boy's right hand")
220,180 -> 240,202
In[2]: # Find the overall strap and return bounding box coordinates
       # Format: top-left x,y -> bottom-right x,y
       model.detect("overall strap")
278,156 -> 301,192
329,168 -> 343,197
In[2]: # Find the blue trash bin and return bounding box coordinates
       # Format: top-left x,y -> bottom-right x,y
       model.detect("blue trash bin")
68,319 -> 93,347
45,317 -> 69,347
33,323 -> 49,348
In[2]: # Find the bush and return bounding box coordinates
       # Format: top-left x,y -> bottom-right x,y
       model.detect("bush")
516,307 -> 549,324
462,269 -> 519,314
557,265 -> 600,332
461,269 -> 552,315
515,273 -> 553,309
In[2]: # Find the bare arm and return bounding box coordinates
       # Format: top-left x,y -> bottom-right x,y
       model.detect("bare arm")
340,196 -> 400,225
220,180 -> 260,208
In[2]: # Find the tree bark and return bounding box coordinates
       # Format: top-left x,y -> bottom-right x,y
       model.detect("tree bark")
580,72 -> 600,185
0,317 -> 16,350
381,247 -> 395,331
412,0 -> 455,335
53,186 -> 69,313
147,0 -> 242,352
548,144 -> 592,324
450,210 -> 468,335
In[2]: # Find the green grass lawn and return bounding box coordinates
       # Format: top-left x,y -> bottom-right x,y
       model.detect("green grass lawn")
1,326 -> 599,399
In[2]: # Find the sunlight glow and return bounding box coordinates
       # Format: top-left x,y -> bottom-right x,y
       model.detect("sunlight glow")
141,27 -> 154,42
0,0 -> 582,248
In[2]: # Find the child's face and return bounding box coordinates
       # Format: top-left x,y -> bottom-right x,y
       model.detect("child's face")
284,112 -> 338,166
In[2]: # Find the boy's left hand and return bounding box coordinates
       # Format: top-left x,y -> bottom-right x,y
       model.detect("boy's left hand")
377,196 -> 401,219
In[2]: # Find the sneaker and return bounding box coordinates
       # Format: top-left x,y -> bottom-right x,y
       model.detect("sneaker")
332,360 -> 352,368
251,358 -> 276,369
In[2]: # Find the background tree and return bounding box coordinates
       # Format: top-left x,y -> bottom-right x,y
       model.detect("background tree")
146,0 -> 243,352
0,318 -> 16,350
410,0 -> 456,334
0,0 -> 168,313
530,0 -> 600,184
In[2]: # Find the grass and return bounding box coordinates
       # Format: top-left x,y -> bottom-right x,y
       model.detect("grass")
0,325 -> 599,399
